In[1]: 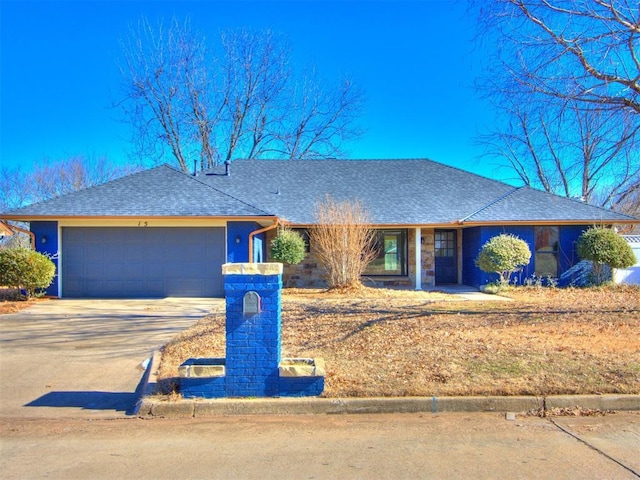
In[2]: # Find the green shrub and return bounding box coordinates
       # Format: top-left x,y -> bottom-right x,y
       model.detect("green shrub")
475,234 -> 531,285
270,229 -> 306,265
0,247 -> 55,298
577,227 -> 635,285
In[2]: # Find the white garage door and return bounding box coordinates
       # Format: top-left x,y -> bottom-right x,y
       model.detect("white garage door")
62,227 -> 225,297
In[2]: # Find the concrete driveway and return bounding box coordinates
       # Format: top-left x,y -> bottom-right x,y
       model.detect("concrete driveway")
0,298 -> 223,419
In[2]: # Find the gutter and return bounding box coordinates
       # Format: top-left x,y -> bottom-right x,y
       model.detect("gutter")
0,221 -> 35,249
248,218 -> 282,263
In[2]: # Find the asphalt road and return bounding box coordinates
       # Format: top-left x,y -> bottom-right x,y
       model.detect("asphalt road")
1,412 -> 639,479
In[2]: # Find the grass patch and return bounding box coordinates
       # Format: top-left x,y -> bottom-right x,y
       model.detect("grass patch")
157,285 -> 640,397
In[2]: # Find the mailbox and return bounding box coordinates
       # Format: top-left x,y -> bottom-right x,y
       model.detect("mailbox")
243,291 -> 261,315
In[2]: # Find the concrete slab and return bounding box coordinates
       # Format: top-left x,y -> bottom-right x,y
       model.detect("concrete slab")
423,284 -> 512,301
0,298 -> 223,419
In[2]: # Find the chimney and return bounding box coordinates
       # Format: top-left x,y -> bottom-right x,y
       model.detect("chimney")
225,160 -> 230,176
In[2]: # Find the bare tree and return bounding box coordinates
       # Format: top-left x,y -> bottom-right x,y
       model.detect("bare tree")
118,18 -> 364,172
477,0 -> 640,114
475,0 -> 640,213
479,97 -> 640,208
309,195 -> 378,290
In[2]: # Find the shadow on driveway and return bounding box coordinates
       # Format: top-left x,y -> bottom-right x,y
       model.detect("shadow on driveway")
25,391 -> 138,414
1,298 -> 222,418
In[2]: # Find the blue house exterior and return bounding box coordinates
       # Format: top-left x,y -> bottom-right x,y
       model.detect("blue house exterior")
2,159 -> 637,297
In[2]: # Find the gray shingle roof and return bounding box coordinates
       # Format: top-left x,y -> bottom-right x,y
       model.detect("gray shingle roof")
4,165 -> 269,217
459,186 -> 633,224
3,159 -> 636,225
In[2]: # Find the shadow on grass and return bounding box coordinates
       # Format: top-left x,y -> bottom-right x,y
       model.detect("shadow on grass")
289,302 -> 640,349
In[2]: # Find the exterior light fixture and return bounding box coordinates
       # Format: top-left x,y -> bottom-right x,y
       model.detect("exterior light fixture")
235,235 -> 241,244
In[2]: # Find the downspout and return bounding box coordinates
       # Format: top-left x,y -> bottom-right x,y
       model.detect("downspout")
2,221 -> 35,249
248,218 -> 280,263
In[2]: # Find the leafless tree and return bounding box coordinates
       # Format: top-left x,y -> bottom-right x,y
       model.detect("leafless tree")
309,195 -> 378,290
119,18 -> 364,173
478,0 -> 640,114
480,97 -> 640,208
475,0 -> 640,213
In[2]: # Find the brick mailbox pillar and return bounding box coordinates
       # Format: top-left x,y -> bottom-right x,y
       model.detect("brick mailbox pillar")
179,262 -> 324,399
223,262 -> 283,397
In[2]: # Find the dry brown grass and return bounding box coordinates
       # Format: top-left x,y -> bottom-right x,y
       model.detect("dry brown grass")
0,288 -> 47,314
158,284 -> 640,397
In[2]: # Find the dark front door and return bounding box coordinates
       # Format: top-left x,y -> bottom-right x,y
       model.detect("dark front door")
435,230 -> 457,284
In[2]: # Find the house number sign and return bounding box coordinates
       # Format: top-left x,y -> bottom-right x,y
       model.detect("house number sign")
243,291 -> 261,315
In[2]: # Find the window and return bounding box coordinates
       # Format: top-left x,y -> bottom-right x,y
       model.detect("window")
435,231 -> 455,258
364,230 -> 407,276
535,226 -> 558,277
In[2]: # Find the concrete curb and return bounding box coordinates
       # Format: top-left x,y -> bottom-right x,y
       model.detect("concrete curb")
137,351 -> 639,417
137,395 -> 546,417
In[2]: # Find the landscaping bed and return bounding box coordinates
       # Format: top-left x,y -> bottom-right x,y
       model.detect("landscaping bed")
0,288 -> 47,314
159,285 -> 640,397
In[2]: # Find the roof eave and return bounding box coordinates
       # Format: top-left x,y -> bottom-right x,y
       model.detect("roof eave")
0,214 -> 279,222
458,218 -> 640,227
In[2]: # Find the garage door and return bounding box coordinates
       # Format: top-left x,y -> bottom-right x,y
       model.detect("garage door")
62,227 -> 225,298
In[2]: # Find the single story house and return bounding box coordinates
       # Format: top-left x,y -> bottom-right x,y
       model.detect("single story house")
1,158 -> 637,298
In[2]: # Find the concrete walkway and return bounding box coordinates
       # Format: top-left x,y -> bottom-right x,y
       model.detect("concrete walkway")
0,298 -> 223,418
424,284 -> 512,301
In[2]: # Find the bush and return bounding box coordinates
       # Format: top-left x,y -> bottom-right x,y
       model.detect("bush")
270,228 -> 306,265
310,195 -> 378,290
577,227 -> 635,285
0,247 -> 55,298
475,234 -> 531,285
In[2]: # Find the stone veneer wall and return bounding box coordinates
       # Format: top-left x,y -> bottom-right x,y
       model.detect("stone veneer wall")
266,228 -> 438,289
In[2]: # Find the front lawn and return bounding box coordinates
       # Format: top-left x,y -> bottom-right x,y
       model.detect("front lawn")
158,285 -> 640,397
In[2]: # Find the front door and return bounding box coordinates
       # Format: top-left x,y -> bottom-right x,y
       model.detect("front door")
435,230 -> 457,284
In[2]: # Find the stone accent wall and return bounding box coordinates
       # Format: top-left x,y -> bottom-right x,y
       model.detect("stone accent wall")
266,228 -> 439,289
421,228 -> 436,287
265,230 -> 327,287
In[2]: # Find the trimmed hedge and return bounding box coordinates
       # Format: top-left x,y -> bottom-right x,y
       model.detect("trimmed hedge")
577,227 -> 635,285
475,234 -> 531,284
270,229 -> 306,265
0,247 -> 55,298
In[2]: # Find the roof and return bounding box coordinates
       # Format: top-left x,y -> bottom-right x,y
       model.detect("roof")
3,165 -> 269,218
3,159 -> 637,225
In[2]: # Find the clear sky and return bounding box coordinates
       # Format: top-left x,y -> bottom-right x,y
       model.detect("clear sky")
1,0 -> 504,179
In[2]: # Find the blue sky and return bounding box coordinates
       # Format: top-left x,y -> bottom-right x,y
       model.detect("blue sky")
1,1 -> 503,179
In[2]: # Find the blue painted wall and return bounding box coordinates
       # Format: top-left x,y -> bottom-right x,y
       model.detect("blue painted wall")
462,225 -> 590,288
29,221 -> 59,296
557,225 -> 590,286
226,221 -> 265,263
463,226 -> 534,287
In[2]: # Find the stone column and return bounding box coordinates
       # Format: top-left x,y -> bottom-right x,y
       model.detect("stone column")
222,263 -> 283,397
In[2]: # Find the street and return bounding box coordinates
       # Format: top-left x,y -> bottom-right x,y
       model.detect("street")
1,412 -> 639,479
